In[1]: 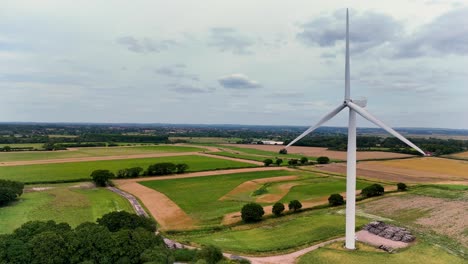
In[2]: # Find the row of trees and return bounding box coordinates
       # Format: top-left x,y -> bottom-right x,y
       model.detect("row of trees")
263,156 -> 330,167
0,211 -> 238,264
0,180 -> 24,206
91,162 -> 190,186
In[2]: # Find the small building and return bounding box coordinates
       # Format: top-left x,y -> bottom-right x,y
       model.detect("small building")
261,140 -> 284,145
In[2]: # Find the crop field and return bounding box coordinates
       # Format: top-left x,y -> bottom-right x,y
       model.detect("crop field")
0,155 -> 256,183
139,171 -> 371,227
297,241 -> 466,264
0,145 -> 205,162
169,137 -> 241,144
171,208 -> 368,254
0,183 -> 133,234
224,144 -> 414,161
445,151 -> 468,160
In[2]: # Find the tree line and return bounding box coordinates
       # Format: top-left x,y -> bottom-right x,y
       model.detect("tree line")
0,180 -> 24,206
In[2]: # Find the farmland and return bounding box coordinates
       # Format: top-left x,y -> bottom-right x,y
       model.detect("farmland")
0,183 -> 133,234
225,144 -> 414,161
0,145 -> 205,162
0,155 -> 256,183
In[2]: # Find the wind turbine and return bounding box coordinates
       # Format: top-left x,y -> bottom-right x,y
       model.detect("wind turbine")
282,9 -> 426,250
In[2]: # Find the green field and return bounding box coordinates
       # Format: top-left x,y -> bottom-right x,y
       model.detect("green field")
0,145 -> 205,162
0,155 -> 256,183
216,145 -> 321,161
171,208 -> 368,254
0,184 -> 133,234
141,171 -> 371,226
298,241 -> 466,264
170,137 -> 241,144
141,170 -> 296,226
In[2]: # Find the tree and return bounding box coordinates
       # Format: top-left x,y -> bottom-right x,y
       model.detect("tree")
272,202 -> 285,216
175,163 -> 189,174
361,184 -> 385,198
146,162 -> 177,175
275,158 -> 283,166
90,170 -> 114,187
0,180 -> 24,205
397,182 -> 407,191
279,149 -> 287,154
288,159 -> 298,166
288,200 -> 302,212
3,146 -> 11,152
328,194 -> 345,206
241,203 -> 264,223
300,157 -> 309,165
317,156 -> 330,164
263,159 -> 273,167
195,245 -> 223,264
29,231 -> 69,264
97,211 -> 156,232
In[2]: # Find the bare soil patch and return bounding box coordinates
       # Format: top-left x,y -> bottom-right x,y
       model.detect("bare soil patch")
315,157 -> 468,183
356,230 -> 409,249
224,144 -> 414,161
360,195 -> 468,247
219,176 -> 298,201
256,182 -> 302,203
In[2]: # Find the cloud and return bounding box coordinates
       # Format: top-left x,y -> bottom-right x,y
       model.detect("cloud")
155,64 -> 199,81
394,8 -> 468,58
116,36 -> 176,53
218,74 -> 261,89
297,9 -> 402,53
209,27 -> 254,55
169,83 -> 213,94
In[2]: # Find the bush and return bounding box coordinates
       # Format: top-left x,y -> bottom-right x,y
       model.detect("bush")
288,159 -> 298,166
175,163 -> 189,174
97,211 -> 156,232
272,202 -> 285,216
328,194 -> 345,206
317,156 -> 330,164
300,157 -> 308,165
241,203 -> 264,223
275,158 -> 283,166
90,170 -> 114,187
361,184 -> 385,198
263,159 -> 273,167
196,245 -> 223,264
397,182 -> 407,191
288,200 -> 302,212
173,248 -> 197,262
279,149 -> 287,154
146,162 -> 177,175
116,167 -> 143,178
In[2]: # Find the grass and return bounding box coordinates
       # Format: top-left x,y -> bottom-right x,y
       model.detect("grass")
217,145 -> 319,160
409,185 -> 468,200
297,241 -> 466,264
140,170 -> 296,225
0,155 -> 256,183
0,184 -> 133,234
171,208 -> 368,254
0,143 -> 45,149
279,178 -> 370,203
210,151 -> 268,163
0,145 -> 205,162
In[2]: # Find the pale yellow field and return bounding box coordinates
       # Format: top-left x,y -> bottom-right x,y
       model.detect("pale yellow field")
449,151 -> 468,159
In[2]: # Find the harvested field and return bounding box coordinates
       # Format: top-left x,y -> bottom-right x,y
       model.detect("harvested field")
360,194 -> 468,248
316,157 -> 468,183
224,144 -> 414,161
446,151 -> 468,160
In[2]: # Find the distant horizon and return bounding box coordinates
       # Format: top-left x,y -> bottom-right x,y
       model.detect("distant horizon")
1,121 -> 467,131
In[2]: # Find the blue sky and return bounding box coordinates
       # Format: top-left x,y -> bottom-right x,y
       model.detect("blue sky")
1,0 -> 467,128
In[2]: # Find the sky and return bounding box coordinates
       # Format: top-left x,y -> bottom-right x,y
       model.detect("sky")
1,0 -> 467,129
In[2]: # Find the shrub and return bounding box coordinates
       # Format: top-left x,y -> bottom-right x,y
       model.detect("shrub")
328,194 -> 345,206
275,158 -> 283,166
175,163 -> 189,174
146,162 -> 177,175
90,170 -> 114,187
241,203 -> 264,223
272,202 -> 285,216
196,245 -> 223,264
317,156 -> 330,164
279,149 -> 287,154
300,157 -> 309,165
116,167 -> 143,178
288,159 -> 298,166
288,200 -> 302,212
397,182 -> 407,191
173,248 -> 197,262
263,159 -> 273,167
361,184 -> 385,198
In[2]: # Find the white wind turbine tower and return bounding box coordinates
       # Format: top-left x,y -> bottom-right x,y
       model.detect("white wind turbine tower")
282,9 -> 426,250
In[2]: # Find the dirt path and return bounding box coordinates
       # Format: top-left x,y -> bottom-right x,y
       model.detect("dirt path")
233,237 -> 345,264
117,181 -> 196,230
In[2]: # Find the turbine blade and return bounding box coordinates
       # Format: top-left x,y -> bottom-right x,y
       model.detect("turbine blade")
345,8 -> 350,100
347,101 -> 425,155
285,103 -> 346,148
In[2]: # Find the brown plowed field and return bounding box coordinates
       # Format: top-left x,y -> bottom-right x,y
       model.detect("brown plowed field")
316,157 -> 468,183
224,144 -> 414,160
